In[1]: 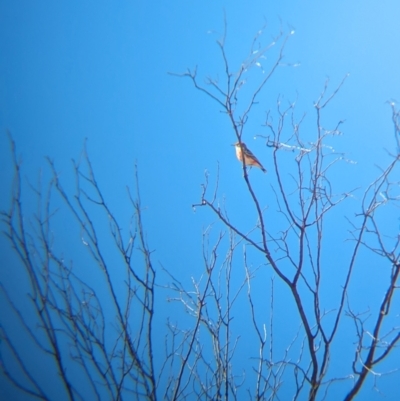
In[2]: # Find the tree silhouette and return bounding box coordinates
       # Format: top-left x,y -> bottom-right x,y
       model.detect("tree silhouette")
1,25 -> 400,401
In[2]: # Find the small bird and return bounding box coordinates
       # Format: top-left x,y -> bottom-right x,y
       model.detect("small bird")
233,142 -> 266,173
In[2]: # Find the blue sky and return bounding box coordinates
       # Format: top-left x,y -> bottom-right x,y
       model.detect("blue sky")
1,1 -> 400,400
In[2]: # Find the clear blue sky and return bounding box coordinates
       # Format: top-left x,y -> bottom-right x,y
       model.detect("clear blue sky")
1,1 -> 400,400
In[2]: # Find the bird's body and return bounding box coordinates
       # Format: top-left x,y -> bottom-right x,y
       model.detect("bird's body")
233,142 -> 266,173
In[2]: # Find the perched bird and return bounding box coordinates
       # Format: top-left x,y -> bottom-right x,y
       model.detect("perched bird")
233,142 -> 266,173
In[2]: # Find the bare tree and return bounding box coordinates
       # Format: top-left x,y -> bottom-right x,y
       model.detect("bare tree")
1,24 -> 400,401
1,137 -> 158,400
173,23 -> 400,400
